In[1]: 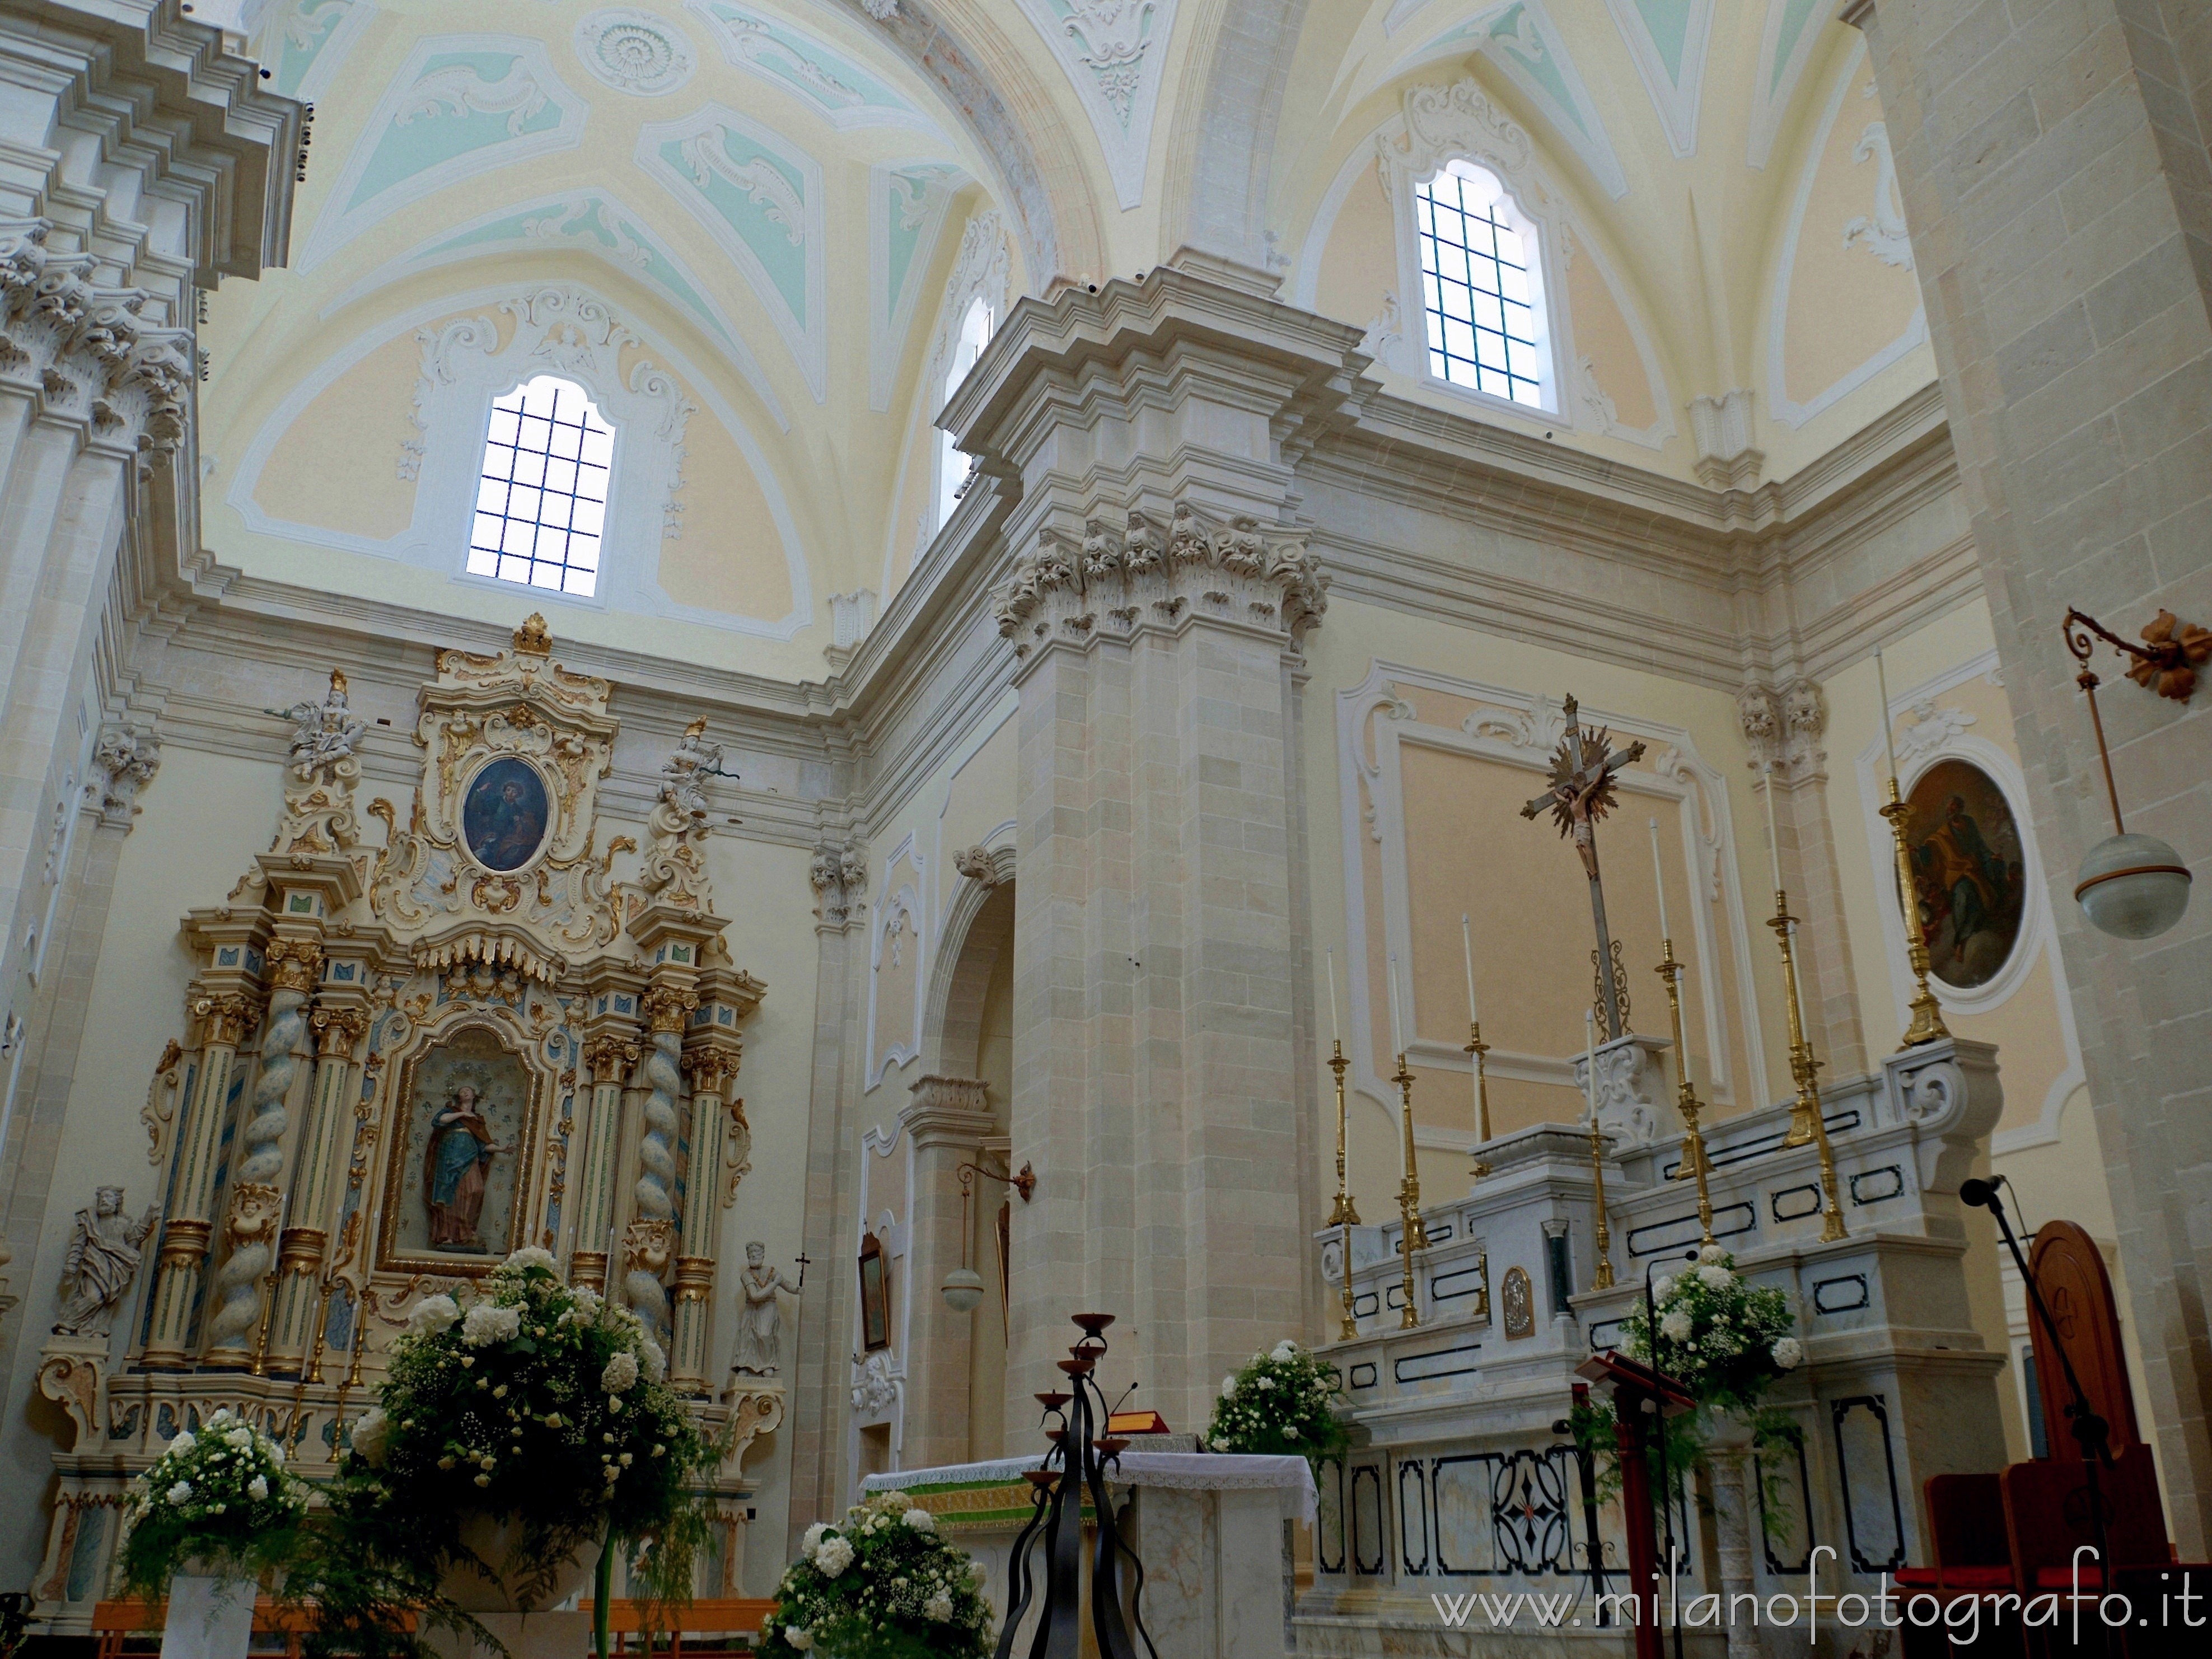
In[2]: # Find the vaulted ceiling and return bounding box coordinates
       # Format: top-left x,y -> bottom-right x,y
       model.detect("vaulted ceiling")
195,0 -> 1917,682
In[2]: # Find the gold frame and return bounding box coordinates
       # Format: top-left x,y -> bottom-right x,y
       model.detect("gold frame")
374,1018 -> 550,1278
456,752 -> 560,879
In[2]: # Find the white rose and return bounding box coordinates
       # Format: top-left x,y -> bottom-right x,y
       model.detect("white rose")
924,1595 -> 953,1623
602,1351 -> 640,1393
1660,1310 -> 1694,1343
1771,1337 -> 1804,1371
1220,1375 -> 1237,1399
904,1507 -> 936,1532
350,1407 -> 390,1466
408,1293 -> 461,1335
248,1476 -> 270,1501
1697,1264 -> 1734,1291
167,1481 -> 193,1506
1284,1425 -> 1299,1441
814,1536 -> 854,1578
784,1630 -> 813,1651
168,1430 -> 197,1456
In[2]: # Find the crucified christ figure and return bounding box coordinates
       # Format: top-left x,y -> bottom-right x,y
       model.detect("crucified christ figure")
1520,695 -> 1647,1041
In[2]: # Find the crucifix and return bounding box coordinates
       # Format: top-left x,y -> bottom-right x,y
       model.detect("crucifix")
1519,696 -> 1647,1041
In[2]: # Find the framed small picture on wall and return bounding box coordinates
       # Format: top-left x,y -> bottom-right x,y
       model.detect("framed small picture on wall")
858,1231 -> 891,1352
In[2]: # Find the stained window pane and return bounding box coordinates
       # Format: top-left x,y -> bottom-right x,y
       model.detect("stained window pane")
470,375 -> 613,598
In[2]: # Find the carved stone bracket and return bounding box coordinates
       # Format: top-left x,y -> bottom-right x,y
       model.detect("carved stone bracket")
952,844 -> 1013,889
992,499 -> 1329,666
1738,676 -> 1828,783
35,1336 -> 108,1451
809,837 -> 867,931
713,1382 -> 786,1472
86,723 -> 161,828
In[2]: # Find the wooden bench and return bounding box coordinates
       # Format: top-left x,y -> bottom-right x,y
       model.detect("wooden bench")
93,1597 -> 769,1657
92,1598 -> 329,1659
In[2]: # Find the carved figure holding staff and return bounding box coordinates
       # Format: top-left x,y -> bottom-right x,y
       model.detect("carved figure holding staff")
1520,696 -> 1647,1041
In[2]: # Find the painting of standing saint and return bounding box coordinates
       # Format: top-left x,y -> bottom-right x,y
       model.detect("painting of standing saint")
382,1025 -> 536,1269
1905,759 -> 2028,992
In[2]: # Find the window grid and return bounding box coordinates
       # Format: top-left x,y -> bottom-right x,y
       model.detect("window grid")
1415,171 -> 1543,407
468,376 -> 614,597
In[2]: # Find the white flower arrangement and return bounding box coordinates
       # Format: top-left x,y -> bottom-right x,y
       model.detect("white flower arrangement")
1206,1339 -> 1348,1463
762,1490 -> 993,1659
120,1407 -> 306,1595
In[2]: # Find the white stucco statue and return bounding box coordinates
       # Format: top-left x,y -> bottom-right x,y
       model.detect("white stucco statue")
728,1240 -> 801,1377
52,1186 -> 159,1338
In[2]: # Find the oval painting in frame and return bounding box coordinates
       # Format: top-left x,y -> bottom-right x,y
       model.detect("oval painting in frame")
1904,758 -> 2028,992
461,755 -> 553,872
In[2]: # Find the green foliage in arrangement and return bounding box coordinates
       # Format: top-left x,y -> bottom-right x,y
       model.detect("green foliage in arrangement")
759,1492 -> 994,1659
119,1408 -> 308,1601
1205,1340 -> 1350,1464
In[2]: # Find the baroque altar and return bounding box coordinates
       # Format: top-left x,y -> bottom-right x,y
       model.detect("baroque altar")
31,620 -> 778,1631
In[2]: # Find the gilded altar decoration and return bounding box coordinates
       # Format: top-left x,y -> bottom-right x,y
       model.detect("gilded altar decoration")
39,616 -> 768,1618
1904,759 -> 2027,990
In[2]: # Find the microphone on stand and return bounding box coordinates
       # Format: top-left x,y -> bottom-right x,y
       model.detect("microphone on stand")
1959,1176 -> 2004,1210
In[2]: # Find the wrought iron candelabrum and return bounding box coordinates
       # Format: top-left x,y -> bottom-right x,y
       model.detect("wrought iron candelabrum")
997,1314 -> 1158,1659
1392,1050 -> 1428,1328
1769,892 -> 1847,1243
1654,938 -> 1716,1247
1326,1041 -> 1359,1341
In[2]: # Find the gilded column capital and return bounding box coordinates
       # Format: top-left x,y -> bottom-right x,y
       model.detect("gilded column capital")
583,1034 -> 641,1083
190,992 -> 263,1046
311,1006 -> 368,1057
264,938 -> 324,992
641,983 -> 697,1033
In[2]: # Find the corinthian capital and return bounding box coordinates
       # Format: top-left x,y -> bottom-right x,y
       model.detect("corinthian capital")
993,497 -> 1329,666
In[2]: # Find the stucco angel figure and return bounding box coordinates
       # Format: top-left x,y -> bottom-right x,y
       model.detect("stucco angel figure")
52,1186 -> 159,1337
279,669 -> 366,783
661,717 -> 726,817
728,1241 -> 802,1377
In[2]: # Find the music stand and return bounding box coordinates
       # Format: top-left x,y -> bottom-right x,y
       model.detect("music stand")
1577,1350 -> 1698,1659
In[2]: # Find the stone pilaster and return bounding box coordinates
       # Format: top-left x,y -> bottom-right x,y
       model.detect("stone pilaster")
898,1076 -> 999,1470
1849,0 -> 2212,1549
1739,678 -> 1869,1082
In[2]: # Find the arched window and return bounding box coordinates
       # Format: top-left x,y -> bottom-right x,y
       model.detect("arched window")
468,375 -> 615,596
1414,160 -> 1547,408
936,294 -> 994,528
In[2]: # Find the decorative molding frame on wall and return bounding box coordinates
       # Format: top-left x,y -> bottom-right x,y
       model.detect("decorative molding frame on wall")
636,102 -> 829,404
1855,649 -> 2084,1152
1336,660 -> 1771,1123
865,833 -> 927,1089
298,35 -> 591,273
1601,0 -> 1717,159
1764,36 -> 1928,431
226,281 -> 815,639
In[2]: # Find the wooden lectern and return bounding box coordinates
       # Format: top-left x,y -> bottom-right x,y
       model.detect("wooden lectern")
1577,1350 -> 1698,1659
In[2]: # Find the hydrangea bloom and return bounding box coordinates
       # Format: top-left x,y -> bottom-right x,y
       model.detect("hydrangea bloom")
408,1293 -> 461,1335
784,1630 -> 813,1651
813,1535 -> 855,1578
1771,1338 -> 1803,1370
168,1481 -> 193,1505
924,1595 -> 954,1623
461,1302 -> 521,1347
904,1508 -> 935,1532
602,1350 -> 640,1393
1661,1309 -> 1694,1343
350,1407 -> 390,1466
1697,1264 -> 1734,1291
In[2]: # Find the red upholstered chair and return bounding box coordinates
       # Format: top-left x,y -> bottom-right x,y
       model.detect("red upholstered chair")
1897,1474 -> 2024,1658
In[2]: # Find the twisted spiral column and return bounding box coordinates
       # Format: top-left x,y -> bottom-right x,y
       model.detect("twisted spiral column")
205,943 -> 317,1354
627,986 -> 694,1336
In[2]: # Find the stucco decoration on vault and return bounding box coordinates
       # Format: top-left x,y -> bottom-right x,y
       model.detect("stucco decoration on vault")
1013,0 -> 1180,211
300,35 -> 590,272
688,0 -> 941,133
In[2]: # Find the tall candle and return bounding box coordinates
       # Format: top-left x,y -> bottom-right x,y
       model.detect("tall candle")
1325,948 -> 1341,1045
1648,817 -> 1671,943
1762,765 -> 1784,895
1583,1009 -> 1599,1121
1387,953 -> 1406,1058
1461,914 -> 1479,1024
1874,649 -> 1900,782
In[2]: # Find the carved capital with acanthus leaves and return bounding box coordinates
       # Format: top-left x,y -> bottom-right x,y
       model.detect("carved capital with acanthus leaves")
190,992 -> 264,1048
264,937 -> 324,993
582,1034 -> 640,1084
641,984 -> 697,1034
311,1006 -> 368,1058
994,501 -> 1329,668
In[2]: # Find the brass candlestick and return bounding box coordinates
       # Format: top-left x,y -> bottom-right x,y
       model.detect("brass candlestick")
1656,938 -> 1715,1246
1465,1021 -> 1493,1180
1879,779 -> 1951,1048
1586,1109 -> 1616,1289
1770,894 -> 1846,1242
1327,1041 -> 1360,1342
1393,1052 -> 1427,1329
